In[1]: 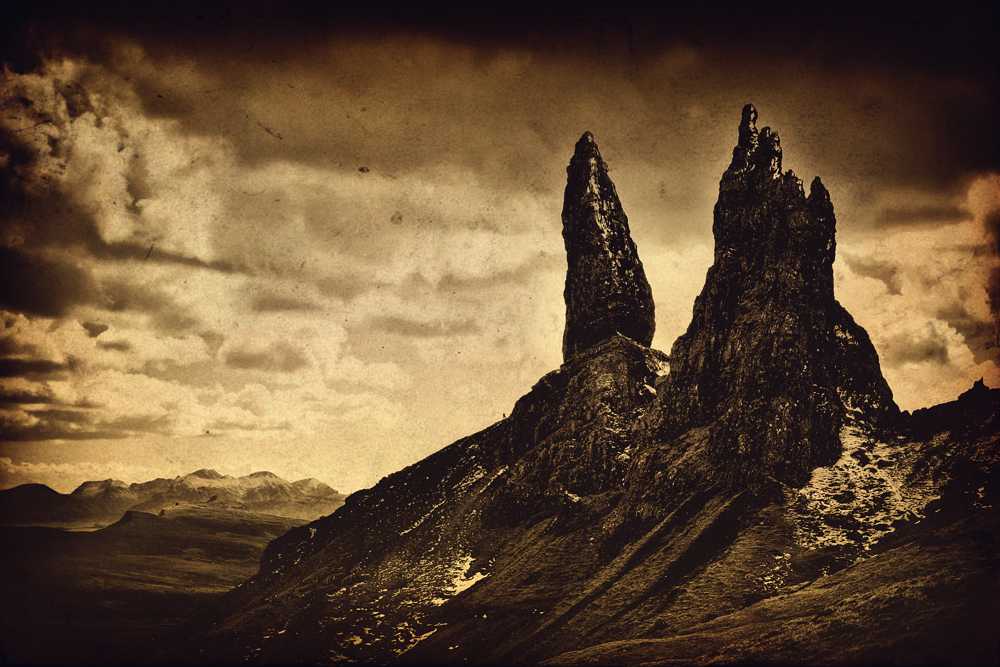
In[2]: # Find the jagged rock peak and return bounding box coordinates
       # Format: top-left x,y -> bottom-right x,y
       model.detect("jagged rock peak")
561,131 -> 655,361
729,103 -> 783,178
738,103 -> 758,149
660,104 -> 898,487
714,106 -> 837,296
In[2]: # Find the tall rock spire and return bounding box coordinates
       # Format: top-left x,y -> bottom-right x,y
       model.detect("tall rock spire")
660,104 -> 899,486
561,132 -> 655,361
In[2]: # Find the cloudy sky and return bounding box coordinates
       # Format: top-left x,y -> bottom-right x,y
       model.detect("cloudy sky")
1,1 -> 998,494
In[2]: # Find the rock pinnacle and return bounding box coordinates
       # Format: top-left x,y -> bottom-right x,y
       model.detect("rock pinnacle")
661,105 -> 899,486
561,132 -> 655,361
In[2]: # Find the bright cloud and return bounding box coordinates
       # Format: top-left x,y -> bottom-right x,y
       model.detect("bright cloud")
836,175 -> 1000,411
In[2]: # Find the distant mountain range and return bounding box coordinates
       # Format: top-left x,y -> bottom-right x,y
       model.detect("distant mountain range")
0,469 -> 345,527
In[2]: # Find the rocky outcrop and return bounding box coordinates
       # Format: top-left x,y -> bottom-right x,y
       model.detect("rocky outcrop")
561,132 -> 655,361
159,108 -> 998,667
488,335 -> 667,519
655,104 -> 899,487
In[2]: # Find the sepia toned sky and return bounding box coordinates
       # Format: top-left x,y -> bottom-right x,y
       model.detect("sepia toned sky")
1,1 -> 998,493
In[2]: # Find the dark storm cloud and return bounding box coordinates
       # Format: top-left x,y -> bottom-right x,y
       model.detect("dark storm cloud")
0,384 -> 57,404
1,84 -> 122,251
842,254 -> 902,295
101,279 -> 201,333
0,248 -> 101,317
224,341 -> 309,373
251,292 -> 319,313
876,205 -> 973,227
5,0 -> 994,73
989,268 -> 1000,332
81,322 -> 109,337
0,86 -> 239,324
0,318 -> 43,357
0,358 -> 69,379
882,333 -> 951,368
985,209 -> 1000,254
936,303 -> 997,364
4,5 -> 993,308
983,209 -> 1000,323
5,0 -> 994,206
0,124 -> 46,205
0,408 -> 128,441
368,316 -> 480,338
97,340 -> 132,352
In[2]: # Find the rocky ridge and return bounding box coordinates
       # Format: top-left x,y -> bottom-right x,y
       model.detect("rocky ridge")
164,107 -> 1000,666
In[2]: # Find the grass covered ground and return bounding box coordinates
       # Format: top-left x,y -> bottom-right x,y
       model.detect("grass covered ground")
0,503 -> 305,665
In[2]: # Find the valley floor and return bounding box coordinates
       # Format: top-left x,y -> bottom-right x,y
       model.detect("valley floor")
0,503 -> 304,665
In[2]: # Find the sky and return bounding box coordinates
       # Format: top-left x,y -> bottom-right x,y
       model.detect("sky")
1,1 -> 998,494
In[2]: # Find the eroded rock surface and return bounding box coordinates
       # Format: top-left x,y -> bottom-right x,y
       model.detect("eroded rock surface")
561,132 -> 655,361
656,104 -> 899,487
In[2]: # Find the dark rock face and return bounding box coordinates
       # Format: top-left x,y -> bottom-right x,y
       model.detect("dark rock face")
561,132 -> 655,361
658,104 -> 898,487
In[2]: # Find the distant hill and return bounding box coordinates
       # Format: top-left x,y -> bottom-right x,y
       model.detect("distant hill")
0,469 -> 346,528
0,483 -> 99,525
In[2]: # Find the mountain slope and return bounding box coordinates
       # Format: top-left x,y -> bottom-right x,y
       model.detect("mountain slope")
546,507 -> 1000,666
165,107 -> 999,666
